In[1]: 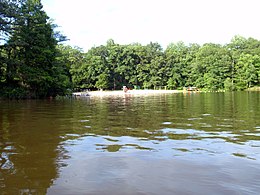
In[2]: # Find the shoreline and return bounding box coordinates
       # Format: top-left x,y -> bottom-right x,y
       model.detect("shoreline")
73,89 -> 184,97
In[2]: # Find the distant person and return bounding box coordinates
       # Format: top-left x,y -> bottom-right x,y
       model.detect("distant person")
123,86 -> 129,93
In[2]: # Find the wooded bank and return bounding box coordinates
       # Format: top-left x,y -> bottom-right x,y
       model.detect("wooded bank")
1,0 -> 260,99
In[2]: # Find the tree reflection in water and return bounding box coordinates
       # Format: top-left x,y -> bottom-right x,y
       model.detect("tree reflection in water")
0,100 -> 72,194
0,92 -> 260,194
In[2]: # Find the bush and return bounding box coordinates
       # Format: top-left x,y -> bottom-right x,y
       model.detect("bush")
0,86 -> 30,99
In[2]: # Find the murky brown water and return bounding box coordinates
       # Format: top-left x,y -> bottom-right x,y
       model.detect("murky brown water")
1,92 -> 260,194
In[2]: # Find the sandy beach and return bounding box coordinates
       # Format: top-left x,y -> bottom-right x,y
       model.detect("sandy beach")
73,90 -> 183,97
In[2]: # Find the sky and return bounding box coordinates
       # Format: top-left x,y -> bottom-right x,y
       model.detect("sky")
41,0 -> 260,51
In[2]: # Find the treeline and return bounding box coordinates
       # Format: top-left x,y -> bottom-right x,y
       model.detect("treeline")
1,0 -> 260,99
66,36 -> 260,92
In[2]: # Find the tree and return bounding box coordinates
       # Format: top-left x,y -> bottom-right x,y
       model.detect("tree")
0,0 -> 19,88
235,54 -> 258,90
57,45 -> 84,88
106,40 -> 123,89
95,73 -> 109,90
193,43 -> 231,91
142,42 -> 165,89
0,0 -> 19,41
165,42 -> 190,89
4,0 -> 67,98
227,35 -> 260,90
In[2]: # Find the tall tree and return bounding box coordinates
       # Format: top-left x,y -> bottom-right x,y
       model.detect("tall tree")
5,0 -> 66,97
0,0 -> 19,88
0,0 -> 19,41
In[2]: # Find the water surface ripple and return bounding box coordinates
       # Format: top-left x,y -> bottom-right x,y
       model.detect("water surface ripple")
0,92 -> 260,194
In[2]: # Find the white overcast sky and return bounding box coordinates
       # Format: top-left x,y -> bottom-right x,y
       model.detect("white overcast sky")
41,0 -> 260,51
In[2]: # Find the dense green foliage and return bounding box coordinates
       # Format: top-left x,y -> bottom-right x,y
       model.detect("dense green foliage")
69,36 -> 260,91
1,0 -> 260,98
0,0 -> 69,98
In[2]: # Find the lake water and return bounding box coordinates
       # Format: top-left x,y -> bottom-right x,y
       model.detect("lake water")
0,92 -> 260,195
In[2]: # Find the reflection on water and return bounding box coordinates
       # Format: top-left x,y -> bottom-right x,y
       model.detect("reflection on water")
1,92 -> 260,194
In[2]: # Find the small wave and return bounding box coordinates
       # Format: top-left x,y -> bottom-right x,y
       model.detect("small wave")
80,120 -> 90,122
162,122 -> 172,125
